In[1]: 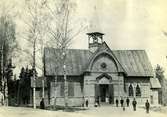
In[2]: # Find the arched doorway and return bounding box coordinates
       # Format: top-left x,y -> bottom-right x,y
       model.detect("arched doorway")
95,74 -> 114,104
100,84 -> 109,102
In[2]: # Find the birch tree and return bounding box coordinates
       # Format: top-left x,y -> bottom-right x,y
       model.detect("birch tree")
0,1 -> 18,106
46,0 -> 87,108
22,0 -> 49,108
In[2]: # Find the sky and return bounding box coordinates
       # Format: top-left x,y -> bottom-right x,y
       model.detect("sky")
1,0 -> 167,77
73,0 -> 167,76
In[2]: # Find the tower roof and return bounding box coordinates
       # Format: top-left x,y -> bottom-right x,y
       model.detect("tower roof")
87,32 -> 104,36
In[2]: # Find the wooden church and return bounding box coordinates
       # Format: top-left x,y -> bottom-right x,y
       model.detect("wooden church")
35,31 -> 161,107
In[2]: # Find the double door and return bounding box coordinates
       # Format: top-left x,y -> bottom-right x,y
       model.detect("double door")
95,84 -> 114,103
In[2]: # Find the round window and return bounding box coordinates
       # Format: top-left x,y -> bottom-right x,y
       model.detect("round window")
101,62 -> 107,69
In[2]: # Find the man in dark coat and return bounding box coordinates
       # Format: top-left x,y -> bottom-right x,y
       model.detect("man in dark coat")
120,98 -> 124,107
126,97 -> 130,107
145,100 -> 150,113
86,99 -> 89,107
116,99 -> 119,107
40,98 -> 45,109
132,98 -> 137,111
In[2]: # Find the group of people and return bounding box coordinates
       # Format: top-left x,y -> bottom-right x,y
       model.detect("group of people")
40,97 -> 150,114
115,97 -> 150,113
115,97 -> 137,111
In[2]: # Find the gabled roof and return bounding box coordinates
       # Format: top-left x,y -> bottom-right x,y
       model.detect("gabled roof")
112,50 -> 153,77
44,44 -> 154,77
44,48 -> 92,76
86,42 -> 126,73
150,78 -> 161,88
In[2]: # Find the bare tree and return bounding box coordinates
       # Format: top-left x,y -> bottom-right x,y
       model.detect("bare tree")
21,0 -> 86,109
22,0 -> 49,109
46,0 -> 87,108
0,1 -> 18,106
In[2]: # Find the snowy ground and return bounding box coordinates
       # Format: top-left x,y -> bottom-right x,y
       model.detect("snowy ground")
0,105 -> 167,117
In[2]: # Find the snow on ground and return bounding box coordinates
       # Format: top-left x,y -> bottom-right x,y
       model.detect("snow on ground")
0,105 -> 167,117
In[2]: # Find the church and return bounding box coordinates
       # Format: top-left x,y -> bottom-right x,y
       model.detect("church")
40,32 -> 161,107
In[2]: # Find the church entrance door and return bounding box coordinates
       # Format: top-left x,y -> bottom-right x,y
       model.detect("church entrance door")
95,84 -> 114,103
100,84 -> 109,102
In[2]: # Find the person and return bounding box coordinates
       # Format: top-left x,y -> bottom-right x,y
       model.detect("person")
40,98 -> 45,109
116,99 -> 119,107
109,96 -> 112,104
123,104 -> 125,111
94,101 -> 98,107
120,98 -> 124,107
126,97 -> 130,107
86,98 -> 89,107
82,97 -> 85,107
97,96 -> 100,107
132,98 -> 137,111
145,100 -> 150,113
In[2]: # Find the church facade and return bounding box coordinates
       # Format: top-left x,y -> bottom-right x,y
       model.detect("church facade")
42,32 -> 161,107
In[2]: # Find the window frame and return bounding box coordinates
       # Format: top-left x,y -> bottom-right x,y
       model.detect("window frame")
128,84 -> 134,97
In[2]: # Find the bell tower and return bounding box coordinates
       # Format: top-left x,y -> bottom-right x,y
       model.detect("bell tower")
87,32 -> 104,53
87,3 -> 104,53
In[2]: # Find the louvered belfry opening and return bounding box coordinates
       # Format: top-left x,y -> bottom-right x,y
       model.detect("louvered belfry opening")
87,32 -> 104,53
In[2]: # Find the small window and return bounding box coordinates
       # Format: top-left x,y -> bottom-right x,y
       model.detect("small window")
39,90 -> 42,98
68,82 -> 74,97
136,84 -> 141,97
60,82 -> 64,97
128,84 -> 134,96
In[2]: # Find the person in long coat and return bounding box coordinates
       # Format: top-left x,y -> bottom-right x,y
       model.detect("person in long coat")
120,98 -> 124,107
132,98 -> 137,111
85,98 -> 89,107
40,98 -> 45,109
116,99 -> 119,107
145,100 -> 150,113
126,97 -> 130,107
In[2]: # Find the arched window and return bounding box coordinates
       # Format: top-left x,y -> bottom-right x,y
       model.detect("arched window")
128,84 -> 134,96
136,84 -> 141,97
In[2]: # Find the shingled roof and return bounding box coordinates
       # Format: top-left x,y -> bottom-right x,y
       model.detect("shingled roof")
44,47 -> 154,77
112,50 -> 153,77
150,78 -> 161,88
44,48 -> 92,76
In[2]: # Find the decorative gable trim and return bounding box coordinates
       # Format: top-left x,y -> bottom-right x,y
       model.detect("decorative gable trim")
86,42 -> 127,75
96,73 -> 112,83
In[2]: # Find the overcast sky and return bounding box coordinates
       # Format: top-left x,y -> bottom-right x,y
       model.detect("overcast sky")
2,0 -> 167,77
69,0 -> 167,76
